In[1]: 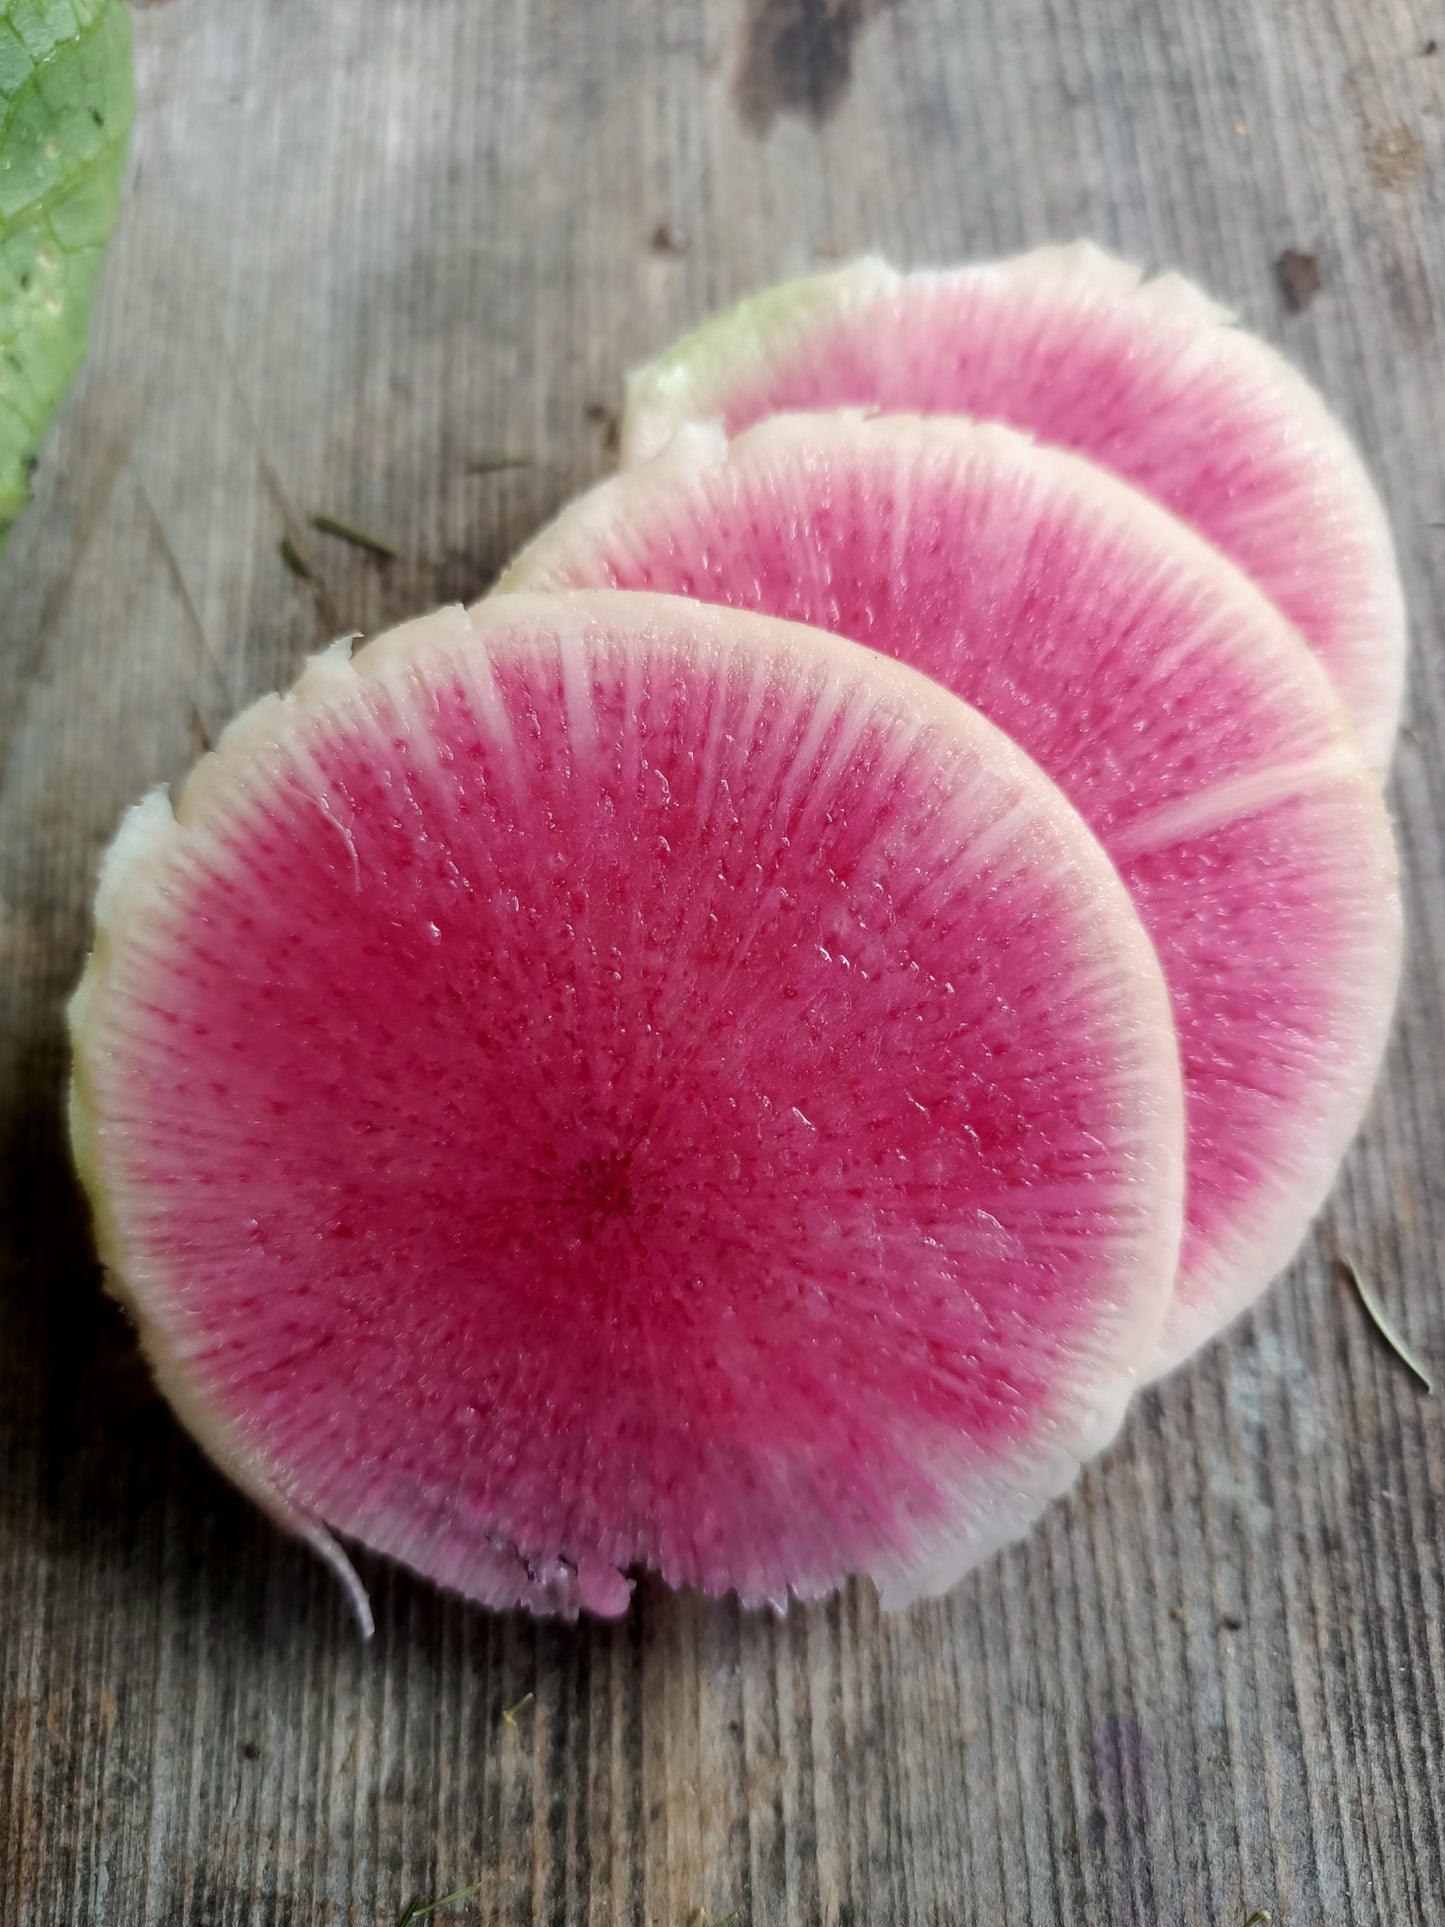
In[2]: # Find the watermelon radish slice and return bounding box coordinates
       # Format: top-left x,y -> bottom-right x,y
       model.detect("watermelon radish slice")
69,592 -> 1184,1617
621,245 -> 1405,773
498,419 -> 1403,1370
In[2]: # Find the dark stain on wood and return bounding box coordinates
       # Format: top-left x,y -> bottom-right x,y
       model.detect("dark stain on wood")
1277,247 -> 1323,310
735,0 -> 895,132
586,399 -> 622,454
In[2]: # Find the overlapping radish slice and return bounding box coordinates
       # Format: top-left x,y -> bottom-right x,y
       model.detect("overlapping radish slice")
622,245 -> 1405,772
501,418 -> 1402,1369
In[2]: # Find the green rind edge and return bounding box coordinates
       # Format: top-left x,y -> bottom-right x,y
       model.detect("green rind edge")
619,257 -> 897,466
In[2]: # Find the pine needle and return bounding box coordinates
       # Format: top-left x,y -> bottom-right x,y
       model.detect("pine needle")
500,1690 -> 534,1727
396,1880 -> 482,1925
1342,1258 -> 1434,1391
1242,1911 -> 1271,1926
309,510 -> 400,559
279,533 -> 314,579
467,453 -> 535,474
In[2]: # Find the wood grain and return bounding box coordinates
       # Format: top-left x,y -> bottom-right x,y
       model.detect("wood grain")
3,1 -> 1444,1921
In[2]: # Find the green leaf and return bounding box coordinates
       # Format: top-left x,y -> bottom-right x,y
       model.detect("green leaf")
0,0 -> 134,555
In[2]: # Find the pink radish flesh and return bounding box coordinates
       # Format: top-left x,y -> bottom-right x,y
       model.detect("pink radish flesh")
70,595 -> 1183,1615
500,422 -> 1401,1369
621,248 -> 1405,772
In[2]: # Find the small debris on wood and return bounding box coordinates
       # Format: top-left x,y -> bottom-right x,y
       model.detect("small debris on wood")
309,511 -> 401,560
1243,1912 -> 1272,1927
1367,123 -> 1425,191
586,401 -> 622,454
500,1690 -> 534,1727
279,533 -> 314,579
1276,248 -> 1322,312
1342,1257 -> 1434,1391
466,452 -> 535,475
1423,38 -> 1438,55
651,221 -> 688,256
1220,1612 -> 1243,1632
396,1880 -> 483,1925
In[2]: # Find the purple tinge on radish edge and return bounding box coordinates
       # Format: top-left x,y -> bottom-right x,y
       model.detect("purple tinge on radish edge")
69,593 -> 1184,1619
621,244 -> 1406,774
499,420 -> 1402,1372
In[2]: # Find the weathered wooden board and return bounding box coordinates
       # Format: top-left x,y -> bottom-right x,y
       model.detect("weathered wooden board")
3,1 -> 1444,1921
